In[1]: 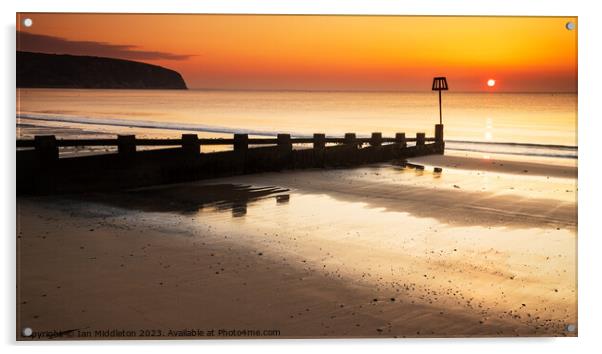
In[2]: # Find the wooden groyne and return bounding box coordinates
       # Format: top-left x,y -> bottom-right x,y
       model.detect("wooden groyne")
16,124 -> 444,195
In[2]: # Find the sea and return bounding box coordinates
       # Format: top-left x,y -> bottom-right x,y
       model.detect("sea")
16,89 -> 577,159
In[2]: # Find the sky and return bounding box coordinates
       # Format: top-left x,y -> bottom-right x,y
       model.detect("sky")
16,14 -> 577,92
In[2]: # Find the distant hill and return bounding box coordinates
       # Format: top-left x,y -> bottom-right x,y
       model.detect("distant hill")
17,51 -> 187,89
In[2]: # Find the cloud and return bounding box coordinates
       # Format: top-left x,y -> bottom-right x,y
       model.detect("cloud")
17,31 -> 192,61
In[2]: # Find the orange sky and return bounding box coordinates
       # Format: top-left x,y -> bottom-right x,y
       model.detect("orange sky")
16,14 -> 577,92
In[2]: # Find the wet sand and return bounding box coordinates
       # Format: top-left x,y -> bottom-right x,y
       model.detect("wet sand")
16,152 -> 577,339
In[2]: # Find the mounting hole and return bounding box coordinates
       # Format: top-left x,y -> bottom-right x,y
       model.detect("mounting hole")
566,21 -> 575,31
566,324 -> 576,332
22,327 -> 33,337
22,18 -> 33,28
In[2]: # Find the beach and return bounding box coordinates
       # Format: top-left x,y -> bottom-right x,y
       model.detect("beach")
12,10 -> 584,345
17,150 -> 577,338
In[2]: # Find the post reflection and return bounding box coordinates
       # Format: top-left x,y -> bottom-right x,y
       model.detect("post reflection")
231,194 -> 291,218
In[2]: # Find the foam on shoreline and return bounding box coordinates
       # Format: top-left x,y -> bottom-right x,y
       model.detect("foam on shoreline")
18,113 -> 578,159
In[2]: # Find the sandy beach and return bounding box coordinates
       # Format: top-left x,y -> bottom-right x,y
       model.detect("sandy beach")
16,151 -> 577,339
13,12 -> 581,345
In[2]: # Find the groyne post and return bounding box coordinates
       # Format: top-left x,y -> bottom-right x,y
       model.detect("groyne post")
181,134 -> 200,155
435,124 -> 444,154
395,133 -> 407,148
234,134 -> 249,152
312,133 -> 327,168
416,133 -> 425,146
313,133 -> 326,149
370,132 -> 383,147
117,135 -> 136,157
344,133 -> 357,146
435,124 -> 444,143
34,135 -> 58,166
277,134 -> 293,151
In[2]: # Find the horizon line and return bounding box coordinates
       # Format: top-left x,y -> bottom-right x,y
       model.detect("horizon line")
186,87 -> 578,94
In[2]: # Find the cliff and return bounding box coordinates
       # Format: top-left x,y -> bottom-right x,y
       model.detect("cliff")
17,51 -> 187,89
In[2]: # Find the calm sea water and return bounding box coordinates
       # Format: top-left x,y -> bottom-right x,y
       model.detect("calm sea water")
16,89 -> 577,158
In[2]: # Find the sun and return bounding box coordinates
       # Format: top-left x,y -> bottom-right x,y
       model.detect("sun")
487,79 -> 496,87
